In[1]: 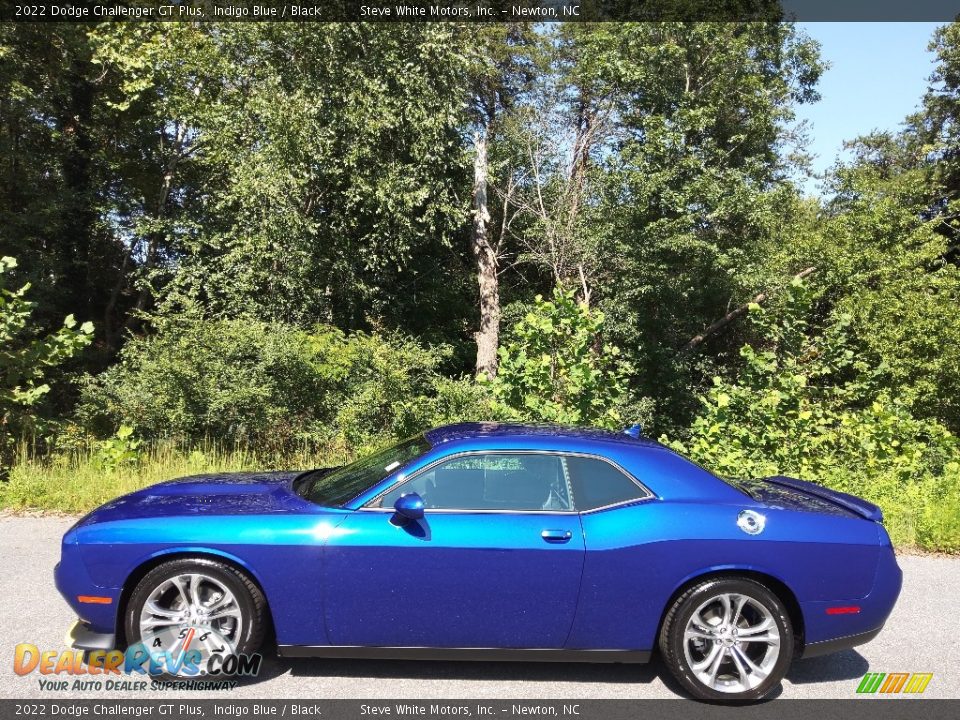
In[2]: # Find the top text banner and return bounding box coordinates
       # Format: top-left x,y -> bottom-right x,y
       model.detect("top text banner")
2,0 -> 960,23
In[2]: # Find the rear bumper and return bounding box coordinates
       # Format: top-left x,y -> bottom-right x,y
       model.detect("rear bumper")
800,625 -> 883,659
64,619 -> 116,653
799,539 -> 901,654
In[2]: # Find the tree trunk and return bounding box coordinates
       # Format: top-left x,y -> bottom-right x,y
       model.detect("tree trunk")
122,122 -> 189,335
472,128 -> 500,380
59,56 -> 97,323
683,266 -> 818,352
569,97 -> 593,307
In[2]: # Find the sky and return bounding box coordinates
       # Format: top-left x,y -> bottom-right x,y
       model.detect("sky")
793,22 -> 942,194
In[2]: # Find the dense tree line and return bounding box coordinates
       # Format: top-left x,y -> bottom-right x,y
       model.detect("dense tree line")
2,23 -> 960,540
0,22 -> 827,423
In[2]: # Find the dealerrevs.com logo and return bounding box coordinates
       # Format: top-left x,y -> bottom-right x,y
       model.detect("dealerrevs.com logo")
856,672 -> 933,695
13,638 -> 262,692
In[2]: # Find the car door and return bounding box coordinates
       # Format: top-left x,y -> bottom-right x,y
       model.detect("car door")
322,451 -> 585,649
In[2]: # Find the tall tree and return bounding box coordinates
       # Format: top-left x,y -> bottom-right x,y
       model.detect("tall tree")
91,24 -> 476,347
905,23 -> 960,260
464,24 -> 539,379
0,25 -> 123,357
495,25 -> 617,306
471,125 -> 498,377
86,24 -> 223,345
567,22 -> 823,429
798,21 -> 960,433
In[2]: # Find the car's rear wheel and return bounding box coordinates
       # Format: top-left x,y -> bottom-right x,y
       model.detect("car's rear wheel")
124,558 -> 266,678
659,577 -> 794,701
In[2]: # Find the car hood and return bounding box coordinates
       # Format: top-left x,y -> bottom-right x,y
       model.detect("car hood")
74,471 -> 320,526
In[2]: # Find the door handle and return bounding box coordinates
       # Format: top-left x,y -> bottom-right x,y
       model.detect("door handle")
541,529 -> 573,543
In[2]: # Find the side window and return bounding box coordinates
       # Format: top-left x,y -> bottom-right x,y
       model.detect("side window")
378,453 -> 574,511
565,456 -> 647,511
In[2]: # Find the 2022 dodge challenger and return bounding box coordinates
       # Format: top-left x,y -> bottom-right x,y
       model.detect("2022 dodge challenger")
56,422 -> 902,701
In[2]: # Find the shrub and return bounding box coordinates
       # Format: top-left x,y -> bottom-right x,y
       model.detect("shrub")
76,318 -> 490,456
483,288 -> 636,429
77,318 -> 326,451
665,280 -> 960,551
92,425 -> 143,471
0,257 -> 93,467
315,329 -> 492,453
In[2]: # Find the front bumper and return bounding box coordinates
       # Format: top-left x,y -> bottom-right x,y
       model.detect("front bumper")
54,552 -> 120,637
64,620 -> 116,653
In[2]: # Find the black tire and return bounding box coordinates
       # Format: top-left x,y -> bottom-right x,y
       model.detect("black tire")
124,557 -> 267,679
658,577 -> 794,702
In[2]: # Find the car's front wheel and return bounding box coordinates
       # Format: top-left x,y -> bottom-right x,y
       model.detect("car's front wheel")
124,557 -> 266,678
659,577 -> 794,701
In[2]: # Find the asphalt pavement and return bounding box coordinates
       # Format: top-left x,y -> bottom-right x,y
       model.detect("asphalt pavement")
1,515 -> 956,700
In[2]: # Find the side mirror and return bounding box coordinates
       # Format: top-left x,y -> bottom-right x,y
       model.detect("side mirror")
393,493 -> 424,523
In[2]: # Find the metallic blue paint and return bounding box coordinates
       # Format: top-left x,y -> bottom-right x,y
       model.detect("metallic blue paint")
392,492 -> 425,522
56,422 -> 902,660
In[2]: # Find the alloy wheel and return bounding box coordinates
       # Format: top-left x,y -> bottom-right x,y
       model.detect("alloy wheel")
138,572 -> 243,674
681,591 -> 782,694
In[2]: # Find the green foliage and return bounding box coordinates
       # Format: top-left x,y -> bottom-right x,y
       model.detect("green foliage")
77,318 -> 490,456
0,440 -> 346,514
0,26 -> 124,346
814,134 -> 960,431
78,318 -> 323,450
92,425 -> 142,472
666,282 -> 960,551
138,24 -> 477,339
564,23 -> 824,424
3,21 -> 960,551
310,327 -> 491,454
483,288 -> 637,429
0,257 -> 93,466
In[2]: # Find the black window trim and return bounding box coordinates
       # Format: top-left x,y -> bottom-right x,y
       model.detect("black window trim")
359,449 -> 655,515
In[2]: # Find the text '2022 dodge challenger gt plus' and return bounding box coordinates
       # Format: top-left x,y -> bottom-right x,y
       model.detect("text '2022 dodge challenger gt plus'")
56,422 -> 902,701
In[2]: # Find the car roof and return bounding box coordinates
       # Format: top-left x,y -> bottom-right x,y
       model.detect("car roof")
341,422 -> 745,508
423,422 -> 664,450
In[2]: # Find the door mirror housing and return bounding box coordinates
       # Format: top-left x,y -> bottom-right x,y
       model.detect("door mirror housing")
393,493 -> 424,522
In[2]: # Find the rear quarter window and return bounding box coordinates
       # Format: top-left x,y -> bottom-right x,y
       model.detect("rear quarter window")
566,456 -> 648,510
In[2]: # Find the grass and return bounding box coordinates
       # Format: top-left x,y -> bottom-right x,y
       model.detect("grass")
0,442 -> 350,515
860,477 -> 960,554
810,463 -> 960,554
1,442 -> 958,554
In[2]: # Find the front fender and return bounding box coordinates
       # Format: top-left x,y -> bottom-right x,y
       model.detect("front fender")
69,513 -> 346,647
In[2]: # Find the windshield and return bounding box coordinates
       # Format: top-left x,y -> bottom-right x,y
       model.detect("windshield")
299,434 -> 431,507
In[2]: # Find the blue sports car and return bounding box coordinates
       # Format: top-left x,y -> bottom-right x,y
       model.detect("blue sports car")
56,422 -> 901,701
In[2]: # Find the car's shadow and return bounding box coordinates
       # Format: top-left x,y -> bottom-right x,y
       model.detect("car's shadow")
786,650 -> 870,685
234,645 -> 869,699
